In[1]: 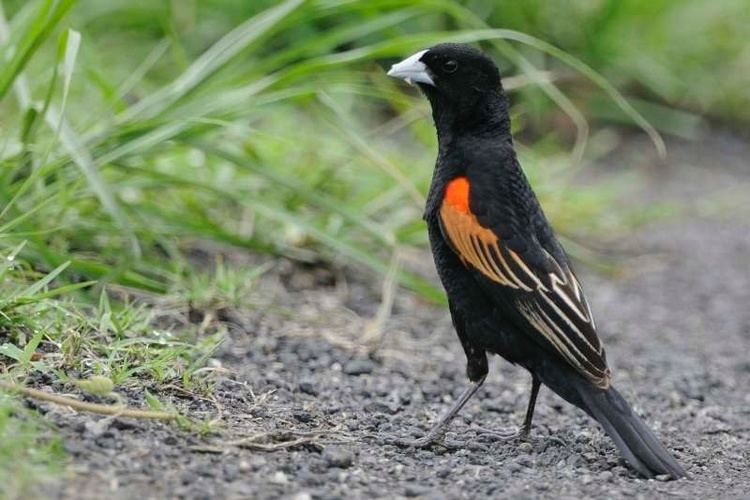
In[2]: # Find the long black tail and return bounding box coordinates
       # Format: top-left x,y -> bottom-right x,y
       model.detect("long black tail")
575,381 -> 687,479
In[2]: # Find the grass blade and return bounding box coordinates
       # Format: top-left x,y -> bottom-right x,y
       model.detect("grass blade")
115,0 -> 305,125
14,261 -> 70,299
43,107 -> 141,256
0,0 -> 75,101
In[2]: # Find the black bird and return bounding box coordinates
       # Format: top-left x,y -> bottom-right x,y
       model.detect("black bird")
387,43 -> 687,480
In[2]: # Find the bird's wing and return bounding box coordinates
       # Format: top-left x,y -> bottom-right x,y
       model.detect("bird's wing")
439,176 -> 610,388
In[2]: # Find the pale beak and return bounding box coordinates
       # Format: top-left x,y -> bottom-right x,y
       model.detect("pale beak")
386,49 -> 434,86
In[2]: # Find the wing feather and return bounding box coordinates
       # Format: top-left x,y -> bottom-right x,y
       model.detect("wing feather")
439,199 -> 610,388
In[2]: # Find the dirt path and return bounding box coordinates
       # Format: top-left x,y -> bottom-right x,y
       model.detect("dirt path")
42,134 -> 750,499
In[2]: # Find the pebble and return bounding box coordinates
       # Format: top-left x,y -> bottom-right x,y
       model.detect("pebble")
343,358 -> 375,376
517,456 -> 533,467
271,471 -> 288,484
583,452 -> 598,462
518,442 -> 533,453
223,463 -> 239,482
196,464 -> 215,477
364,401 -> 392,414
84,419 -> 111,437
298,382 -> 318,396
293,409 -> 313,423
323,447 -> 354,469
404,485 -> 430,497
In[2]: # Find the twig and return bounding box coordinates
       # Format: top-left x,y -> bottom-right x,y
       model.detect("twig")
362,249 -> 401,354
704,427 -> 750,435
230,435 -> 320,452
191,429 -> 335,453
163,383 -> 223,425
0,381 -> 177,421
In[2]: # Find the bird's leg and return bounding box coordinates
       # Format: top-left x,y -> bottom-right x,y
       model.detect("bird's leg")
520,375 -> 541,439
473,375 -> 542,442
403,375 -> 486,448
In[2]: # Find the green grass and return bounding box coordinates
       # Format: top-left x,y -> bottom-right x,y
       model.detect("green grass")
0,0 -> 670,302
0,394 -> 64,498
482,0 -> 750,124
0,0 -> 745,493
0,249 -> 243,490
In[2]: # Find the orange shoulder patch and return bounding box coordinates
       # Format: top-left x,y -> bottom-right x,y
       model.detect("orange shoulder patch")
444,176 -> 471,214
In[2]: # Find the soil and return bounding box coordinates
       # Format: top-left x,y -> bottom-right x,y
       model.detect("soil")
33,134 -> 750,499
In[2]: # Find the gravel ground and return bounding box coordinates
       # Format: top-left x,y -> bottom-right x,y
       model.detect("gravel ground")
35,134 -> 750,499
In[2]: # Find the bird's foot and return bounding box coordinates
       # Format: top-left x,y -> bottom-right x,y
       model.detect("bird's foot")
389,428 -> 448,449
473,425 -> 526,442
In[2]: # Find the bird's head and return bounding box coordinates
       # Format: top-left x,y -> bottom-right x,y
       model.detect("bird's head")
387,43 -> 507,138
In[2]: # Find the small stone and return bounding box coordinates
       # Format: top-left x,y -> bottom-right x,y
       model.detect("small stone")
343,358 -> 375,376
655,474 -> 671,482
325,404 -> 341,415
241,456 -> 267,472
111,419 -> 137,431
436,468 -> 451,479
84,419 -> 111,437
518,442 -> 533,453
364,401 -> 391,414
508,462 -> 523,473
196,464 -> 215,477
298,382 -> 318,396
566,455 -> 583,467
223,463 -> 239,482
517,455 -> 533,467
62,440 -> 86,455
598,470 -> 614,482
271,471 -> 288,484
291,493 -> 312,500
293,410 -> 313,423
404,485 -> 429,497
323,447 -> 354,469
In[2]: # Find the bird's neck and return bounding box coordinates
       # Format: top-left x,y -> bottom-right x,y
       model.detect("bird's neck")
431,90 -> 512,150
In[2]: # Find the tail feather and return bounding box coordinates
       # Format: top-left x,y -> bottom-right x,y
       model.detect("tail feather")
576,383 -> 687,479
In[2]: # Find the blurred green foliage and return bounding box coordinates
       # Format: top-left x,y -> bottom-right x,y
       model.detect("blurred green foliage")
59,0 -> 750,122
2,0 -> 740,302
0,394 -> 64,498
482,0 -> 750,125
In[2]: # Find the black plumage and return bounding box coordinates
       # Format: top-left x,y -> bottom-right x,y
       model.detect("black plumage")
387,43 -> 686,480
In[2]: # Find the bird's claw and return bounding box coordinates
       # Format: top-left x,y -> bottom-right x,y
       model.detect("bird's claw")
390,431 -> 446,449
473,425 -> 526,442
385,425 -> 530,449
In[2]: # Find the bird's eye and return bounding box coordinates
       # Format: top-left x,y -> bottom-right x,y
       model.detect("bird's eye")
443,60 -> 458,73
